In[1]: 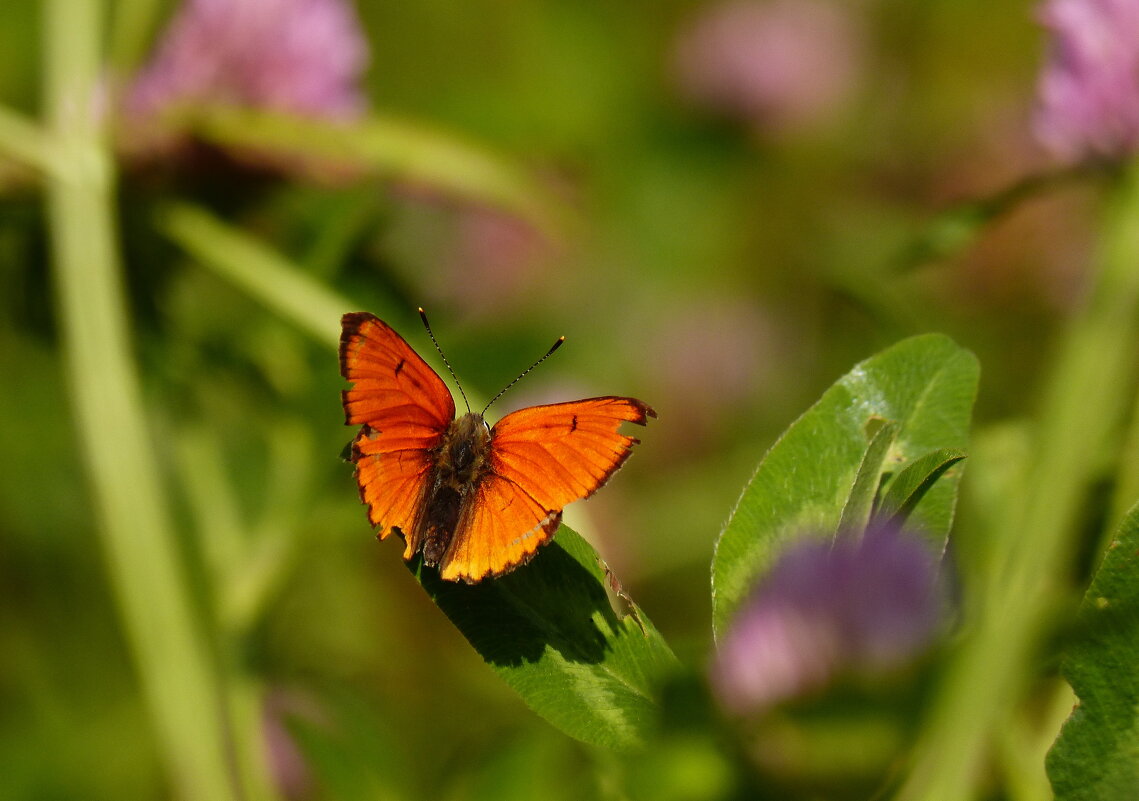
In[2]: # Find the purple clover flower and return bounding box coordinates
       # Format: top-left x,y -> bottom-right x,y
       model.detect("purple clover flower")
710,524 -> 946,715
673,0 -> 862,133
1033,0 -> 1139,164
126,0 -> 370,125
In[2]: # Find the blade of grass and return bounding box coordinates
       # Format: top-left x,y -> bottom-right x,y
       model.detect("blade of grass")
42,3 -> 244,799
194,108 -> 564,237
158,202 -> 486,407
899,164 -> 1139,801
0,103 -> 54,173
173,424 -> 248,587
158,201 -> 353,349
227,419 -> 314,635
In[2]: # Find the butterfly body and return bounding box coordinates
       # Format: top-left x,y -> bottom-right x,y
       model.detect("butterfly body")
340,311 -> 654,583
416,412 -> 492,565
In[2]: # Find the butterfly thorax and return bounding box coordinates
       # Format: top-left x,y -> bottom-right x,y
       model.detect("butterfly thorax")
418,412 -> 492,565
441,413 -> 492,487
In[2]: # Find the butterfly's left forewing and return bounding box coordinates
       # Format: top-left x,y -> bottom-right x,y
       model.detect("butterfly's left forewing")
438,396 -> 655,582
340,312 -> 456,554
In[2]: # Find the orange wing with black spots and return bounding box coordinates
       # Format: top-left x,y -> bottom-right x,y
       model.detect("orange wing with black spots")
340,312 -> 454,549
438,397 -> 656,582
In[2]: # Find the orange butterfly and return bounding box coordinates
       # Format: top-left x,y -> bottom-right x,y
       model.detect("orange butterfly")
340,310 -> 656,583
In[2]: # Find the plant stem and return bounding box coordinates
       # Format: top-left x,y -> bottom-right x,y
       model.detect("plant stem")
42,2 -> 239,798
898,163 -> 1139,800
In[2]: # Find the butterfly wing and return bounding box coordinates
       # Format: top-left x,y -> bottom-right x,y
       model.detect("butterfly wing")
340,312 -> 455,555
438,396 -> 655,582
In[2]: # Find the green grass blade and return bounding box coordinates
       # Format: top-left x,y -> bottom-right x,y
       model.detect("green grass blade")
42,2 -> 242,798
193,108 -> 563,235
0,103 -> 53,173
898,164 -> 1139,801
158,201 -> 354,348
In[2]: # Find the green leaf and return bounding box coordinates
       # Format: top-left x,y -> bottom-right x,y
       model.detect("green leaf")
414,526 -> 680,752
1047,503 -> 1139,800
877,447 -> 968,524
837,418 -> 899,534
711,334 -> 978,638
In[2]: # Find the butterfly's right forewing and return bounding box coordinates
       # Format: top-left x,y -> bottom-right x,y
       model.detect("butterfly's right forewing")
340,312 -> 456,552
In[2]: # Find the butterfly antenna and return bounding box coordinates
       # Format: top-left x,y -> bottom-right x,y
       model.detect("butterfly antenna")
419,307 -> 472,414
482,335 -> 565,416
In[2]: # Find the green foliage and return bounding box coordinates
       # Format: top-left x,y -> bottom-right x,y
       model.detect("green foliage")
415,526 -> 679,752
4,0 -> 1139,798
877,448 -> 968,523
711,334 -> 979,638
1047,503 -> 1139,800
836,417 -> 899,534
194,108 -> 562,234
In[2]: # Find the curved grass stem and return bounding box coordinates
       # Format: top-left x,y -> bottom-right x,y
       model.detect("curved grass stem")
899,163 -> 1139,800
43,2 -> 246,798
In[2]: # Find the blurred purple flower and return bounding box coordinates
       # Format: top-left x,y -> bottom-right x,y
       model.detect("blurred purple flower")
673,0 -> 862,133
645,297 -> 774,449
386,194 -> 558,320
710,524 -> 945,715
1033,0 -> 1139,163
440,204 -> 553,314
262,689 -> 319,800
124,0 -> 368,136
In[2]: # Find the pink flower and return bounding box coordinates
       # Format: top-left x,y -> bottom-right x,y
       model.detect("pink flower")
710,524 -> 946,715
673,0 -> 862,133
128,0 -> 369,120
389,196 -> 557,321
1033,0 -> 1139,163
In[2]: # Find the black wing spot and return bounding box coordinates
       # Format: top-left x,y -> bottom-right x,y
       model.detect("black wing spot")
570,415 -> 578,433
394,358 -> 406,377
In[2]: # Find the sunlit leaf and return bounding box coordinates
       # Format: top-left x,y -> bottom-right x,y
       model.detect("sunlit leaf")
877,447 -> 968,524
711,334 -> 978,638
414,526 -> 679,752
1047,502 -> 1139,800
837,418 -> 899,534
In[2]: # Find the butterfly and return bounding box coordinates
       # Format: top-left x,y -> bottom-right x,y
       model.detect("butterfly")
340,310 -> 656,583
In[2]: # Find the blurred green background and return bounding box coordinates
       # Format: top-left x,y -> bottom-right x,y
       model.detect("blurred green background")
0,0 -> 1096,798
